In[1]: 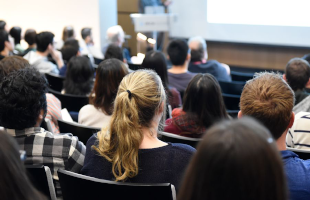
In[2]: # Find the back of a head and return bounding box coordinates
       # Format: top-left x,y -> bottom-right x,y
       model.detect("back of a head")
106,25 -> 125,44
0,56 -> 30,80
141,50 -> 169,90
62,26 -> 75,42
0,20 -> 6,30
188,36 -> 207,62
285,58 -> 310,91
36,31 -> 54,52
90,58 -> 128,115
183,74 -> 228,128
61,38 -> 80,63
167,39 -> 189,66
9,27 -> 22,44
240,72 -> 294,139
24,29 -> 37,46
81,28 -> 91,40
0,130 -> 46,200
0,30 -> 9,52
178,117 -> 288,200
94,69 -> 166,181
104,44 -> 123,61
0,68 -> 48,130
63,56 -> 94,95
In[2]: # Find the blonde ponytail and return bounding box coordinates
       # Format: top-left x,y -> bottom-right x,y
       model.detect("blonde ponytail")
93,70 -> 166,181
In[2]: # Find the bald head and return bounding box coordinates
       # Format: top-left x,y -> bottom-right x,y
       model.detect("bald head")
188,36 -> 208,62
106,25 -> 125,46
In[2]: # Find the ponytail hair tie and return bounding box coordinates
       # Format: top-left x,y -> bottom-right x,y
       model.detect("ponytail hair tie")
127,90 -> 132,99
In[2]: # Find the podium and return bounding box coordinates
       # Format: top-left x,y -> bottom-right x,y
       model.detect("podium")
130,13 -> 177,51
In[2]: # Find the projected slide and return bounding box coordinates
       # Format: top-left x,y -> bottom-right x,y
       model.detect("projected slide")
207,0 -> 310,27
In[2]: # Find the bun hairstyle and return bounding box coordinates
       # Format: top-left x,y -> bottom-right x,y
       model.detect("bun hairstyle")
93,69 -> 166,181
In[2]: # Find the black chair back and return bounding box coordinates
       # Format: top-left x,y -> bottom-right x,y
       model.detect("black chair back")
48,88 -> 89,112
222,93 -> 240,110
57,119 -> 100,144
219,80 -> 245,95
94,57 -> 104,65
58,169 -> 176,200
159,132 -> 201,148
128,62 -> 141,71
227,110 -> 239,118
26,165 -> 57,200
45,73 -> 65,92
287,147 -> 310,160
230,71 -> 254,82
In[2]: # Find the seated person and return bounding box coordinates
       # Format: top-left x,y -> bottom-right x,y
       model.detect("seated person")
239,72 -> 310,200
9,26 -> 24,55
81,70 -> 195,190
0,30 -> 13,61
24,29 -> 37,55
79,58 -> 128,127
178,118 -> 288,200
80,27 -> 103,61
167,39 -> 196,93
188,36 -> 231,81
59,38 -> 80,76
104,43 -> 125,62
63,56 -> 94,96
165,74 -> 228,137
0,130 -> 46,200
0,67 -> 86,196
56,26 -> 75,50
283,58 -> 310,105
24,31 -> 64,74
0,56 -> 62,134
141,50 -> 181,109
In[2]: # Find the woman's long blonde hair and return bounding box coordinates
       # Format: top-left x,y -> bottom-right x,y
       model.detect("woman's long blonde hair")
93,70 -> 166,181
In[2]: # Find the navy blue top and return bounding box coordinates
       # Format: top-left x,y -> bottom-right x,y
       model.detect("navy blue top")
81,135 -> 196,190
281,150 -> 310,200
188,60 -> 231,82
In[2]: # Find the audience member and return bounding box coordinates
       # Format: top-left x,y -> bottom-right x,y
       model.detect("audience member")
63,56 -> 94,96
167,39 -> 196,93
0,67 -> 85,196
24,29 -> 37,55
24,31 -> 64,74
59,38 -> 80,76
104,25 -> 131,62
165,74 -> 228,137
141,50 -> 181,109
0,56 -> 62,133
239,72 -> 310,200
80,27 -> 103,60
79,58 -> 128,127
0,30 -> 13,61
104,44 -> 124,62
0,130 -> 47,200
9,26 -> 24,55
56,25 -> 75,50
283,58 -> 310,105
188,36 -> 231,81
0,20 -> 8,31
81,70 -> 195,190
178,117 -> 288,200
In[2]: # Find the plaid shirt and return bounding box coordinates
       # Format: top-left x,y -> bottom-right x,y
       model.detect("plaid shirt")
6,127 -> 86,180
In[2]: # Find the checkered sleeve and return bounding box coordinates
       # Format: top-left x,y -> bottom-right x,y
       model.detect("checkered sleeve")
67,136 -> 86,172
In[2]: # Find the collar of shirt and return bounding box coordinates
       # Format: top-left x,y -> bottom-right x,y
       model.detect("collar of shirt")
281,150 -> 299,159
6,127 -> 44,137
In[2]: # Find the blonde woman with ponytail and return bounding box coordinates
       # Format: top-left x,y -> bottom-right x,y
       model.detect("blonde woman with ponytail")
81,70 -> 196,190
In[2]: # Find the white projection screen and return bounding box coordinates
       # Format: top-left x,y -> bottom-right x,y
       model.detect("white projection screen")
169,0 -> 310,47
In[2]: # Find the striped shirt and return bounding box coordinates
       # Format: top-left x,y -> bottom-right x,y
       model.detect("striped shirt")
46,93 -> 62,134
286,112 -> 310,149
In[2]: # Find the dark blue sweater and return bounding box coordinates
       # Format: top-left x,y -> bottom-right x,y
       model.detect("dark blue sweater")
80,135 -> 196,190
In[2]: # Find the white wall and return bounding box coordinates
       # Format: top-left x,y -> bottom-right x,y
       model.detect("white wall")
0,0 -> 117,49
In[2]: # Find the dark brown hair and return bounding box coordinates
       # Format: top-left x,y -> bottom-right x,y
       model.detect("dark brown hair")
178,117 -> 288,200
240,72 -> 294,139
285,57 -> 310,91
0,56 -> 30,80
89,58 -> 128,115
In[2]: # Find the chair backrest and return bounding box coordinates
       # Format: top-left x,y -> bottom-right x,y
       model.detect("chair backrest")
158,132 -> 201,148
58,169 -> 176,200
219,80 -> 245,95
230,71 -> 254,82
227,110 -> 239,118
45,73 -> 65,92
94,57 -> 104,65
222,93 -> 241,110
48,88 -> 89,112
287,147 -> 310,160
128,62 -> 141,71
57,119 -> 100,145
26,165 -> 57,200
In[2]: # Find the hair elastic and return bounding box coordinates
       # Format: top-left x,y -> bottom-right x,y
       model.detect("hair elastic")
127,90 -> 132,99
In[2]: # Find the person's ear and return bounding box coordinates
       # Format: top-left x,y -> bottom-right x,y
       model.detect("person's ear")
238,111 -> 242,119
306,78 -> 310,88
158,102 -> 165,115
186,53 -> 191,61
283,74 -> 287,81
167,55 -> 170,60
77,51 -> 81,56
47,44 -> 53,52
288,112 -> 295,128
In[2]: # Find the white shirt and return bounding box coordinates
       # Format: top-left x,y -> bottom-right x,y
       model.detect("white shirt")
24,51 -> 59,74
78,104 -> 111,128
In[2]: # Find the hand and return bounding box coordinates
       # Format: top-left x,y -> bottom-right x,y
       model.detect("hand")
50,49 -> 64,69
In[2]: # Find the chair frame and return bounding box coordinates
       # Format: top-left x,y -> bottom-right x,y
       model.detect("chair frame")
45,73 -> 65,92
158,131 -> 201,148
